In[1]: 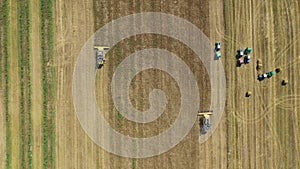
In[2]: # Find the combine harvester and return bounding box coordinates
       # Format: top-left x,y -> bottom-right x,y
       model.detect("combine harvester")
94,46 -> 110,69
197,110 -> 213,135
215,42 -> 221,59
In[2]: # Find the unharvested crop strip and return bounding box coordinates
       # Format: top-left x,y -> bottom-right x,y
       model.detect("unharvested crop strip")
3,0 -> 10,168
26,0 -> 33,168
115,46 -> 123,128
48,0 -> 56,168
19,0 -> 32,168
40,1 -> 48,168
41,0 -> 55,168
19,1 -> 26,168
132,158 -> 137,169
0,3 -> 2,82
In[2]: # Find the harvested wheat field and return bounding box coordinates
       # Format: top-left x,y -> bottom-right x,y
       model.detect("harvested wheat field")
0,0 -> 299,168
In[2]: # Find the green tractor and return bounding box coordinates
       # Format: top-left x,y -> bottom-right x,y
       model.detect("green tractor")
266,70 -> 275,78
244,47 -> 252,55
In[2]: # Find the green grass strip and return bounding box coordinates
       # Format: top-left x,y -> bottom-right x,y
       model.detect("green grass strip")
40,0 -> 49,168
117,111 -> 123,128
19,1 -> 26,169
25,0 -> 33,168
0,4 -> 2,82
115,47 -> 123,127
47,0 -> 56,168
132,140 -> 137,169
3,0 -> 10,168
132,158 -> 137,169
40,0 -> 56,168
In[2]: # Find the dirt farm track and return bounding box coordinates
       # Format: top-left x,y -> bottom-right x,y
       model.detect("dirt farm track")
0,0 -> 300,168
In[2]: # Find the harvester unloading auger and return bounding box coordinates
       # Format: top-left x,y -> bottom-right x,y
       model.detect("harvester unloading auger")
197,110 -> 213,135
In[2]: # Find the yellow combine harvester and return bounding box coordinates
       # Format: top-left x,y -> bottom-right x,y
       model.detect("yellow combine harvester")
197,110 -> 213,135
94,46 -> 110,69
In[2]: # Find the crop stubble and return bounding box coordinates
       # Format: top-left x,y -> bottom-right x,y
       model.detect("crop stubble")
93,0 -> 212,168
53,0 -> 300,168
224,0 -> 300,168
